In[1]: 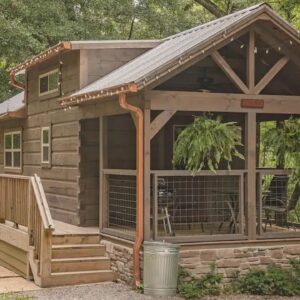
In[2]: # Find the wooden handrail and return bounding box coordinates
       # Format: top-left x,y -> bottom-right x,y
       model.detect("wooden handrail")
31,175 -> 54,231
0,173 -> 54,286
150,169 -> 246,176
103,169 -> 137,176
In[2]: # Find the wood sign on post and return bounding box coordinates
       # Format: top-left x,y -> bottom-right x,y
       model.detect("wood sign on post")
241,99 -> 264,109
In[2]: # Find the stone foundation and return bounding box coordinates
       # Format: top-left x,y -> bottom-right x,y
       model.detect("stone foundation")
101,239 -> 300,285
180,244 -> 300,282
101,239 -> 134,285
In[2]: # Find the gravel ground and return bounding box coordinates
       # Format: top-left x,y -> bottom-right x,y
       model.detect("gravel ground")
17,282 -> 300,300
18,282 -> 182,300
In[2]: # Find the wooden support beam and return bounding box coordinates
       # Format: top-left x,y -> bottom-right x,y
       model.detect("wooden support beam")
99,116 -> 108,232
211,51 -> 249,94
144,106 -> 151,240
148,91 -> 300,114
247,31 -> 255,93
254,56 -> 289,95
150,110 -> 176,140
245,112 -> 257,240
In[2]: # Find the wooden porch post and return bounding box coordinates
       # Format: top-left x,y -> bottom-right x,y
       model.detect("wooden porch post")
144,103 -> 151,240
245,112 -> 257,240
99,116 -> 108,232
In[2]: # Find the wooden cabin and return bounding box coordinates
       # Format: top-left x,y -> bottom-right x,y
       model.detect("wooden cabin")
1,3 -> 300,287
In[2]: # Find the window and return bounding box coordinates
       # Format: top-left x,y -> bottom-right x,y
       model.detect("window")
39,69 -> 59,96
41,127 -> 51,165
4,131 -> 22,169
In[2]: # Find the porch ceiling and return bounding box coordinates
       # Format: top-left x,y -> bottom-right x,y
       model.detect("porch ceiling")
59,3 -> 300,108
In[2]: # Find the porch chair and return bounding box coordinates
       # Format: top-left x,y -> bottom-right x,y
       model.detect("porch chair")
262,175 -> 289,231
157,178 -> 175,236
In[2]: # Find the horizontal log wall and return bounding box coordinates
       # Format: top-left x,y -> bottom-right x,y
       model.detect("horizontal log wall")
0,48 -> 145,226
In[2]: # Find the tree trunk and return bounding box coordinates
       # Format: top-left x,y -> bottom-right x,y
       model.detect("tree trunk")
193,0 -> 225,18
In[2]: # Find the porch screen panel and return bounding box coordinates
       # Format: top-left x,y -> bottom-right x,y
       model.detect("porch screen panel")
153,174 -> 243,239
107,174 -> 136,234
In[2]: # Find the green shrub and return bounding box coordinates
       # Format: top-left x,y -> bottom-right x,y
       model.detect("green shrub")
233,261 -> 300,296
177,264 -> 223,299
0,294 -> 33,300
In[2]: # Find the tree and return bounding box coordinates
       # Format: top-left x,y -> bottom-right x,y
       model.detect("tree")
0,0 -> 209,102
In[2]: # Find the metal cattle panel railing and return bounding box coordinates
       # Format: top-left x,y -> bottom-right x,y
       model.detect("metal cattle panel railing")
257,169 -> 299,238
151,170 -> 245,243
102,169 -> 136,240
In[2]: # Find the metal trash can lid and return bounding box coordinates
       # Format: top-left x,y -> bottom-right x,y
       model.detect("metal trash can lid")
144,241 -> 180,252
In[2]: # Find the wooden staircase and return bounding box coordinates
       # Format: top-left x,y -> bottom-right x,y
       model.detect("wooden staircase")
45,233 -> 115,286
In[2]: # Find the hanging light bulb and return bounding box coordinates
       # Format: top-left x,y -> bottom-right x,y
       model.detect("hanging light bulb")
290,40 -> 293,45
266,49 -> 269,54
254,47 -> 258,54
240,44 -> 245,49
278,46 -> 281,51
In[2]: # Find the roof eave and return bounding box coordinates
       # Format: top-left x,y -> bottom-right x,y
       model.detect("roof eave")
0,107 -> 26,122
59,82 -> 139,108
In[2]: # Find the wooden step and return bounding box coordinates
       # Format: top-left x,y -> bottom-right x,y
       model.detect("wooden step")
49,270 -> 115,286
51,257 -> 111,273
52,234 -> 100,245
52,244 -> 106,259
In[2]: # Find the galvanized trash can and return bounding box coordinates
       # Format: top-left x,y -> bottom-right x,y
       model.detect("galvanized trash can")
143,241 -> 180,296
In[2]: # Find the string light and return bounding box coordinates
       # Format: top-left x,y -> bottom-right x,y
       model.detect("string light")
232,36 -> 295,55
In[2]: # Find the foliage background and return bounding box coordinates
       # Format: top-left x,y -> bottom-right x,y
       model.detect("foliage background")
1,0 -> 300,102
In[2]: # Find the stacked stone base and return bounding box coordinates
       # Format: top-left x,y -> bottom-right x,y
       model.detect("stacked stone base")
101,240 -> 134,285
101,239 -> 300,285
180,244 -> 300,282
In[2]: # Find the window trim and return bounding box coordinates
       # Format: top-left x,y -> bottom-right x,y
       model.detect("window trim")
4,130 -> 22,170
38,69 -> 59,96
41,126 -> 52,167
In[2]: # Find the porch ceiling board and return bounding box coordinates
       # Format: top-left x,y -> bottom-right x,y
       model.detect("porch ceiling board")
253,25 -> 300,70
148,91 -> 300,114
253,56 -> 289,95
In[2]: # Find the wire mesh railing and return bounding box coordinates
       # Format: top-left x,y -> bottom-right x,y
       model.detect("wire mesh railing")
257,169 -> 300,237
102,169 -> 136,238
151,170 -> 245,242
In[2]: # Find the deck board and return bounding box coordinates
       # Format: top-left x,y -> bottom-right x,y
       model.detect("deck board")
53,220 -> 99,235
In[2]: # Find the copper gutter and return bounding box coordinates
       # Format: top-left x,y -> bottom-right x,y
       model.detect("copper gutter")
9,72 -> 25,90
119,92 -> 144,287
9,42 -> 71,91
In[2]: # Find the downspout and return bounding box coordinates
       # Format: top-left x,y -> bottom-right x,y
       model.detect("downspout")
118,93 -> 144,287
9,71 -> 25,90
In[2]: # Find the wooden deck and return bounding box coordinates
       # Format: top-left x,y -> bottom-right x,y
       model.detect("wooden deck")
53,220 -> 99,236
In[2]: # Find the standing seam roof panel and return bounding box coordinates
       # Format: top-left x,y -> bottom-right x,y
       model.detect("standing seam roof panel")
71,4 -> 265,97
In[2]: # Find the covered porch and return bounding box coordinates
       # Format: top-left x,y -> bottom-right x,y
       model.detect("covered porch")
98,26 -> 300,245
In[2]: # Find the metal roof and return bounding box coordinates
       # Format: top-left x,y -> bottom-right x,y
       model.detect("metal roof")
0,92 -> 25,116
70,3 -> 268,99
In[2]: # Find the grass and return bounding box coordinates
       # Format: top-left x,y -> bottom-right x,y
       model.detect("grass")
0,293 -> 33,300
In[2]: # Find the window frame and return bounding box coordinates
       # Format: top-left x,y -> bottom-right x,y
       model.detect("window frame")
41,126 -> 52,167
4,130 -> 22,171
38,69 -> 59,96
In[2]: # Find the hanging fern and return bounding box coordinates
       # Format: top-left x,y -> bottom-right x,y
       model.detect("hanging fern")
262,117 -> 300,178
173,115 -> 244,173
